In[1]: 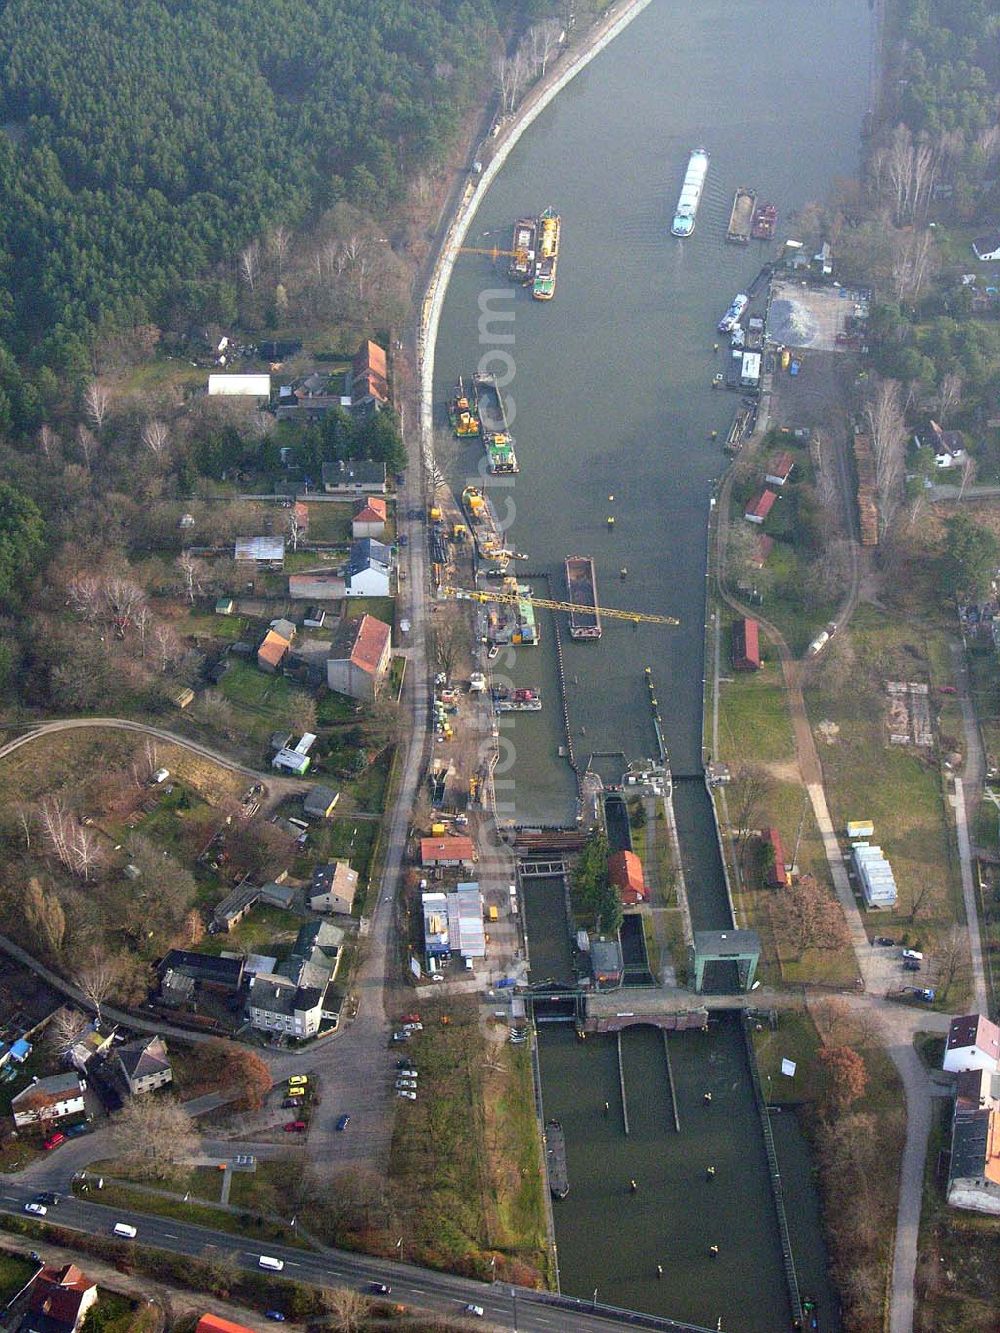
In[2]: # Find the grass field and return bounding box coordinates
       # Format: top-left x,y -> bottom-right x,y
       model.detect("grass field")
0,1251 -> 37,1303
72,1177 -> 303,1247
717,660 -> 795,765
301,503 -> 353,544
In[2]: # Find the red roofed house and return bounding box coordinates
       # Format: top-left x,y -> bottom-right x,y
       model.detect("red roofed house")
762,827 -> 787,888
257,628 -> 292,674
352,496 -> 388,540
608,850 -> 647,904
751,534 -> 774,569
764,452 -> 795,487
731,617 -> 761,672
293,501 -> 310,534
944,1014 -> 1000,1075
196,1316 -> 256,1333
26,1264 -> 97,1333
744,488 -> 777,524
325,613 -> 391,701
351,339 -> 389,411
420,836 -> 476,868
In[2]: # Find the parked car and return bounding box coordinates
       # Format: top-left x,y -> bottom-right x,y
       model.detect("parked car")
903,959 -> 922,972
24,1203 -> 47,1216
282,1098 -> 303,1109
335,1114 -> 351,1132
873,936 -> 895,947
396,1090 -> 417,1101
400,1013 -> 420,1024
65,1123 -> 90,1138
391,1031 -> 411,1043
397,1068 -> 418,1079
265,1313 -> 286,1322
402,1022 -> 423,1033
283,1121 -> 307,1132
288,1075 -> 308,1087
398,534 -> 408,547
395,1080 -> 417,1091
42,1133 -> 66,1151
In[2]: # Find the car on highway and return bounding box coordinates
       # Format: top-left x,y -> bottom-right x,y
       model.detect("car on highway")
335,1114 -> 351,1131
464,1305 -> 484,1318
284,1121 -> 307,1132
396,1089 -> 417,1101
368,1283 -> 391,1295
42,1133 -> 66,1151
24,1203 -> 47,1216
265,1313 -> 286,1322
34,1193 -> 60,1207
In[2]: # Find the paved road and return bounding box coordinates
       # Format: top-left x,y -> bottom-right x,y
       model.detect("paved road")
0,1187 -> 718,1333
950,643 -> 989,1014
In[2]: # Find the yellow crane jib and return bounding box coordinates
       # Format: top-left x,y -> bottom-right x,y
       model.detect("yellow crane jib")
440,586 -> 679,626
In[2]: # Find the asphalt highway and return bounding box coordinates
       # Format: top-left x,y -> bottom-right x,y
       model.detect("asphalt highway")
0,1185 -> 719,1333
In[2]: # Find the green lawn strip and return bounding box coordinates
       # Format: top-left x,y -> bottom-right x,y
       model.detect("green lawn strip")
641,914 -> 661,979
657,908 -> 689,985
71,1179 -> 305,1247
914,1097 -> 1000,1331
489,1045 -> 548,1268
347,745 -> 394,811
751,1009 -> 823,1105
301,503 -> 353,544
81,1290 -> 138,1333
0,1251 -> 38,1302
344,597 -> 395,629
195,904 -> 303,958
717,660 -> 795,766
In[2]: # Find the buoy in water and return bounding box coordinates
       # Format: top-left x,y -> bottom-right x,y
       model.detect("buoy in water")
608,493 -> 614,502
656,1265 -> 663,1279
620,567 -> 628,579
603,1101 -> 610,1115
706,1166 -> 716,1179
704,1091 -> 713,1104
607,515 -> 615,528
713,343 -> 719,352
709,1245 -> 719,1258
710,430 -> 718,440
629,1179 -> 638,1193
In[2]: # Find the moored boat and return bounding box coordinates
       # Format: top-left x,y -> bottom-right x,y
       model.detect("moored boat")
473,371 -> 518,474
671,148 -> 710,238
447,377 -> 479,437
565,555 -> 602,640
509,216 -> 537,281
461,485 -> 506,563
545,1119 -> 569,1199
717,293 -> 749,334
751,200 -> 778,241
491,685 -> 542,712
726,187 -> 756,244
532,208 -> 560,300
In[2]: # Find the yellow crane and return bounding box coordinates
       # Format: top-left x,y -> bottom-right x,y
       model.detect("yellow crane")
440,585 -> 679,627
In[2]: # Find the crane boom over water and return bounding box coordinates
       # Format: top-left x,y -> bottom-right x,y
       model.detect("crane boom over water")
440,585 -> 679,626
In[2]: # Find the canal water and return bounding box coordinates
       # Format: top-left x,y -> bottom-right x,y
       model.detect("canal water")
433,0 -> 870,1324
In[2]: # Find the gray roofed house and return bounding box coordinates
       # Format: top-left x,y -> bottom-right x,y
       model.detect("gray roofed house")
321,459 -> 387,496
590,938 -> 623,988
234,536 -> 285,567
12,1072 -> 86,1128
947,1105 -> 1000,1214
303,786 -> 340,820
116,1035 -> 172,1096
345,537 -> 392,597
269,617 -> 297,643
157,949 -> 245,992
309,860 -> 357,915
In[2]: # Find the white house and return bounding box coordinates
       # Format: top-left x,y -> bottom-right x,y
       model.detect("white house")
972,233 -> 1000,262
248,976 -> 326,1040
345,538 -> 392,597
116,1035 -> 173,1097
352,497 -> 388,540
11,1072 -> 85,1128
944,1014 -> 1000,1075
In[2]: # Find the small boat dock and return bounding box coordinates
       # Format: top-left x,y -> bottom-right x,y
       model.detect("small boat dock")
727,187 -> 756,244
545,1119 -> 569,1199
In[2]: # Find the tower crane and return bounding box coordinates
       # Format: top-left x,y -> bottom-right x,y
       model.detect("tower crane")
440,585 -> 679,627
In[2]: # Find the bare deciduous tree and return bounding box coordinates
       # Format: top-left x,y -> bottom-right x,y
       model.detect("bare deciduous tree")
77,947 -> 126,1023
176,551 -> 206,605
528,20 -> 562,75
24,877 -> 66,960
321,1288 -> 371,1333
938,372 -> 964,426
152,623 -> 181,673
268,225 -> 292,281
84,381 -> 111,431
76,423 -> 98,469
141,420 -> 170,459
239,241 -> 260,294
730,764 -> 774,874
865,379 -> 907,539
112,1097 -> 199,1179
46,1006 -> 92,1056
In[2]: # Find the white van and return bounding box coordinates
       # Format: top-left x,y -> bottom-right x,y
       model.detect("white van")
258,1256 -> 284,1272
901,949 -> 923,962
113,1223 -> 137,1239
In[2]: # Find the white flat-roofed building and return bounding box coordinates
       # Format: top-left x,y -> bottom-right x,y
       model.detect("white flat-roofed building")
447,882 -> 486,958
422,891 -> 450,959
208,373 -> 272,397
852,842 -> 897,909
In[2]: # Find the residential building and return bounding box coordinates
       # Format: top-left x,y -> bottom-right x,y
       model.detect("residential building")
309,861 -> 358,915
764,452 -> 795,487
65,1024 -> 116,1073
207,374 -> 271,398
269,617 -> 297,643
851,842 -> 897,909
257,629 -> 291,674
12,1073 -> 85,1129
927,419 -> 967,469
116,1035 -> 172,1096
345,538 -> 392,597
608,850 -> 647,905
972,233 -> 1000,262
288,572 -> 346,601
25,1264 -> 98,1333
274,372 -> 348,421
321,459 -> 387,496
326,613 -> 391,701
947,1104 -> 1000,1214
234,536 -> 285,568
351,339 -> 390,411
352,496 -> 388,540
744,489 -> 777,524
303,786 -> 341,820
944,1014 -> 1000,1074
157,950 -> 245,996
247,976 -> 326,1040
215,597 -> 235,616
420,835 -> 476,868
731,617 -> 761,671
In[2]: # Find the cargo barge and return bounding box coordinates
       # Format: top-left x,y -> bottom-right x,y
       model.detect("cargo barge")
491,685 -> 542,712
461,485 -> 508,565
473,371 -> 518,474
565,555 -> 602,640
670,147 -> 710,238
532,208 -> 560,300
751,200 -> 778,241
726,187 -> 756,244
545,1119 -> 569,1199
509,216 -> 537,282
447,377 -> 479,437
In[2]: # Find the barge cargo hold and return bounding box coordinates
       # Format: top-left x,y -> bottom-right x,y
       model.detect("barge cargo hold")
532,208 -> 560,301
491,685 -> 542,712
751,200 -> 778,240
726,187 -> 756,244
545,1119 -> 569,1199
447,377 -> 480,437
473,371 -> 518,474
670,147 -> 710,238
509,216 -> 537,281
565,555 -> 602,640
461,485 -> 508,564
